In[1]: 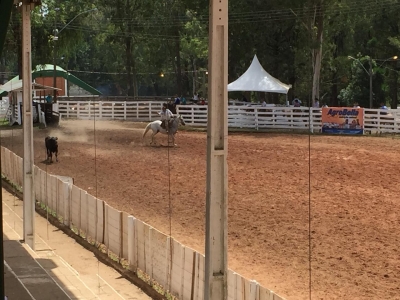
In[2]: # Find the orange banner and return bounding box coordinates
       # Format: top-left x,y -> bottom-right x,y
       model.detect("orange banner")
321,107 -> 364,134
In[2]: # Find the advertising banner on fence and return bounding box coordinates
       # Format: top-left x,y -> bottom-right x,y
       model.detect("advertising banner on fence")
321,107 -> 364,134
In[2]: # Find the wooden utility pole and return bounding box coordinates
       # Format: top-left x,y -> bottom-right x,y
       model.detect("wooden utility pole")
21,0 -> 39,250
204,0 -> 228,299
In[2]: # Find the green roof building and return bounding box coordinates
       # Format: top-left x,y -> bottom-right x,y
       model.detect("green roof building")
0,64 -> 102,97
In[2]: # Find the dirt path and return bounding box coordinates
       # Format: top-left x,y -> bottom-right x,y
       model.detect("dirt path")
2,120 -> 400,300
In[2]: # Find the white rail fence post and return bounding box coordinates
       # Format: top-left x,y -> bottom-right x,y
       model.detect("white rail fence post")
24,100 -> 400,132
99,101 -> 103,119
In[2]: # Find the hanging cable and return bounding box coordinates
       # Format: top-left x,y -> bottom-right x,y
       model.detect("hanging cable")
44,130 -> 49,240
168,129 -> 172,237
50,0 -> 398,24
0,98 -> 5,300
11,127 -> 16,232
5,96 -> 17,231
89,11 -> 101,295
308,95 -> 312,300
43,102 -> 50,241
165,114 -> 173,294
93,101 -> 101,296
40,0 -> 400,30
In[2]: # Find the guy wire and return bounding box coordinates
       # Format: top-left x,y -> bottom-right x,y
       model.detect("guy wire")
168,131 -> 172,237
1,123 -> 16,231
46,142 -> 49,240
86,11 -> 101,295
167,119 -> 173,288
308,96 -> 312,300
93,102 -> 101,295
11,128 -> 16,231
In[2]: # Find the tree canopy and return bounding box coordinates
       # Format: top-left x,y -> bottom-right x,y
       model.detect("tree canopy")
1,0 -> 399,107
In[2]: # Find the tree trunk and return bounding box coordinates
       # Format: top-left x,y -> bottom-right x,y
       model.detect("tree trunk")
192,58 -> 197,96
125,37 -> 134,96
175,38 -> 182,96
0,58 -> 5,84
182,59 -> 190,96
132,63 -> 138,97
330,31 -> 342,107
15,15 -> 22,79
311,0 -> 324,107
153,78 -> 160,96
390,68 -> 398,109
331,72 -> 339,106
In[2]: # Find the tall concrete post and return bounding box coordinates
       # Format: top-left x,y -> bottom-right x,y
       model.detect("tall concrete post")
204,0 -> 228,299
22,0 -> 35,250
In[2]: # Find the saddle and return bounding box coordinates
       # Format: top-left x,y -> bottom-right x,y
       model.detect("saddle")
161,119 -> 173,131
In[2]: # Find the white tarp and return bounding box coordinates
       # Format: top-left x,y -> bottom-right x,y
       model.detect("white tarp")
227,55 -> 291,94
0,80 -> 60,92
0,78 -> 22,92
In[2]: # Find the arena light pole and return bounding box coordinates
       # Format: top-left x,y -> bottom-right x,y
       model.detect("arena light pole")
204,0 -> 228,299
52,7 -> 97,101
348,55 -> 398,108
348,56 -> 373,108
376,56 -> 398,68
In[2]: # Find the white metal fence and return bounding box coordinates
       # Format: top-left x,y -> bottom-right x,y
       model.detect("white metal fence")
0,99 -> 8,119
56,100 -> 400,134
177,105 -> 323,131
1,146 -> 285,300
57,101 -> 163,121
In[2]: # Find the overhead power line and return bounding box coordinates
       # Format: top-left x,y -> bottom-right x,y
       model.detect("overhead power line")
38,0 -> 400,28
36,0 -> 400,42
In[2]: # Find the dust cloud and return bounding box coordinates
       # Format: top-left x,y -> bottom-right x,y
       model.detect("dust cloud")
46,120 -> 145,144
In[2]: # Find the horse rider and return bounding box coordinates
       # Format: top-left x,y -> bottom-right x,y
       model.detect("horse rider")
159,103 -> 174,132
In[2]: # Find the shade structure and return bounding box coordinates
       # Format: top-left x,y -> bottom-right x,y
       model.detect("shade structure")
227,55 -> 291,94
0,80 -> 61,92
0,64 -> 102,97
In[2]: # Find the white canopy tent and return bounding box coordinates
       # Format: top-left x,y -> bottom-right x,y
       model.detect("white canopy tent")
227,55 -> 291,94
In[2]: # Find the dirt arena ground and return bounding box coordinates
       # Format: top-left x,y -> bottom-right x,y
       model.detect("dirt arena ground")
1,120 -> 400,300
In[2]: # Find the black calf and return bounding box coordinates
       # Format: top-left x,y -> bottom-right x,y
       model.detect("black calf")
45,136 -> 58,163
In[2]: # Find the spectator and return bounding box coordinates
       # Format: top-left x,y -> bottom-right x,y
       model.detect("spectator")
380,102 -> 388,115
261,100 -> 267,107
292,96 -> 301,107
45,94 -> 52,103
314,97 -> 320,108
193,92 -> 199,102
181,95 -> 187,105
353,102 -> 360,108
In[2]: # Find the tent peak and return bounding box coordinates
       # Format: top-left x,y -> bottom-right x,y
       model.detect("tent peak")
227,55 -> 291,94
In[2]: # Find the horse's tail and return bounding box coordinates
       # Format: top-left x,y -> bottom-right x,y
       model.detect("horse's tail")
142,122 -> 152,139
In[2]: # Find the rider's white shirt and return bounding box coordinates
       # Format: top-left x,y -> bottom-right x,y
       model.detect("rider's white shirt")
159,109 -> 173,120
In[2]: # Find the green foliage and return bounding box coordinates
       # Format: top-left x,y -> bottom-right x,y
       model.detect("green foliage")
338,56 -> 385,107
0,0 -> 399,102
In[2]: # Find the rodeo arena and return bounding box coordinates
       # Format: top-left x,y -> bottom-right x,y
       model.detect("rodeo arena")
1,3 -> 400,300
